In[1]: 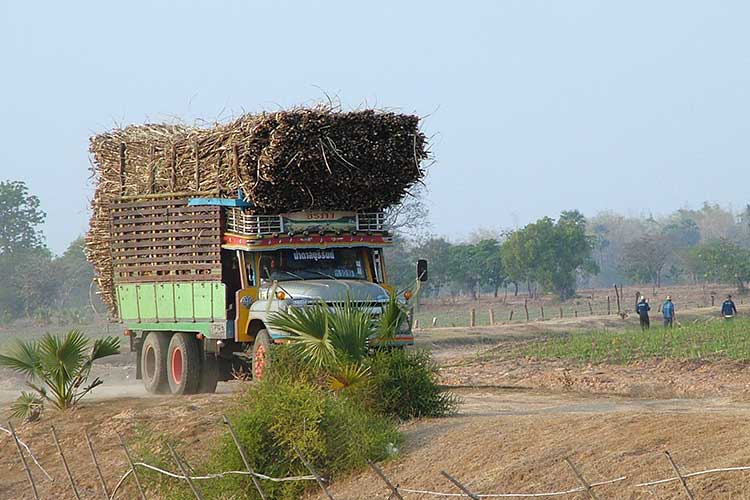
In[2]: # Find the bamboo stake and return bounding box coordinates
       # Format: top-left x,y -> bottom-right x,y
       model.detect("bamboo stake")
564,458 -> 597,500
440,470 -> 480,500
9,421 -> 39,500
85,429 -> 110,500
368,460 -> 404,500
222,415 -> 268,500
167,443 -> 204,500
52,426 -> 82,500
664,451 -> 695,500
118,433 -> 147,500
294,445 -> 335,500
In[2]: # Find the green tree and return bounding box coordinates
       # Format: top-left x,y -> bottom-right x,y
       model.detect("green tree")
686,239 -> 750,292
52,237 -> 96,309
0,180 -> 46,254
620,234 -> 670,286
472,239 -> 507,297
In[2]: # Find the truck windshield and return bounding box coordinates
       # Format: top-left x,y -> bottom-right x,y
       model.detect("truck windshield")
259,248 -> 368,281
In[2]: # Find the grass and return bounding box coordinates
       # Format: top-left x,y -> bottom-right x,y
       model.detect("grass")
523,318 -> 750,364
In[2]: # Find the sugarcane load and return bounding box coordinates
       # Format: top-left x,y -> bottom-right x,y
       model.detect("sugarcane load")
85,106 -> 430,395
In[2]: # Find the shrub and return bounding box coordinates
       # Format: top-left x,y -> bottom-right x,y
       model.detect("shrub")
194,377 -> 400,500
365,349 -> 459,420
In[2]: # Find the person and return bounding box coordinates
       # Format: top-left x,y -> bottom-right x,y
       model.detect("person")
636,296 -> 651,330
662,295 -> 675,328
721,294 -> 738,319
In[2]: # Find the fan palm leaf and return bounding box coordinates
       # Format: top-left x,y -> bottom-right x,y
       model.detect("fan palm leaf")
268,304 -> 336,368
328,301 -> 374,363
0,340 -> 40,378
375,291 -> 408,341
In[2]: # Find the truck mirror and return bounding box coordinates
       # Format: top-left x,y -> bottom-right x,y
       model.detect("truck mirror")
416,259 -> 428,282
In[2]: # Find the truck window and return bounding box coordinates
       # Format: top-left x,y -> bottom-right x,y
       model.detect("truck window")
259,248 -> 367,281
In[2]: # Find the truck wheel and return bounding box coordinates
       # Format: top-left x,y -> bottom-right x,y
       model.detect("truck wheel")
142,332 -> 170,394
167,333 -> 201,395
198,355 -> 219,393
253,329 -> 272,380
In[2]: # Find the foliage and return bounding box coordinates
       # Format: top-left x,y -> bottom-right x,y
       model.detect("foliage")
620,234 -> 670,286
365,349 -> 459,420
196,378 -> 400,500
0,330 -> 120,419
685,239 -> 750,292
523,318 -> 750,364
502,211 -> 597,300
0,180 -> 46,254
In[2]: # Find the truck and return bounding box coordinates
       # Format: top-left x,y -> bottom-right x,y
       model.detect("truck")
110,193 -> 426,395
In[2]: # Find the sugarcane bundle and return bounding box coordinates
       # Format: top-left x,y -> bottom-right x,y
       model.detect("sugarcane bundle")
86,106 -> 429,312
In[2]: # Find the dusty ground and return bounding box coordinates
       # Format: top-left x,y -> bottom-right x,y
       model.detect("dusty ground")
3,285 -> 750,499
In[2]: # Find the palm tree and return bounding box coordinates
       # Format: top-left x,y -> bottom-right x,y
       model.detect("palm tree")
267,293 -> 408,390
0,330 -> 120,420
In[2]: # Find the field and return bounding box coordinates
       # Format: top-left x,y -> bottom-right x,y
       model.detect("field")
2,283 -> 750,499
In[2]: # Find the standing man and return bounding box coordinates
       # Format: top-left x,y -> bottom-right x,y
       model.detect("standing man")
636,296 -> 651,330
721,294 -> 738,319
662,295 -> 675,328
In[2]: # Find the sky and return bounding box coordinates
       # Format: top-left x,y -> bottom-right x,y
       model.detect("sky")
2,1 -> 750,254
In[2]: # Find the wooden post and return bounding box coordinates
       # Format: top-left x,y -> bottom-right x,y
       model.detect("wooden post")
588,301 -> 593,315
368,460 -> 404,500
85,430 -> 110,500
614,285 -> 621,314
167,443 -> 204,500
413,319 -> 420,330
470,308 -> 476,327
52,426 -> 82,500
524,299 -> 529,321
488,308 -> 495,325
148,145 -> 156,194
574,309 -> 578,318
440,471 -> 480,500
559,307 -> 563,319
194,141 -> 201,190
607,296 -> 611,315
294,446 -> 335,500
432,316 -> 438,327
564,458 -> 597,500
540,305 -> 545,320
664,451 -> 695,500
711,294 -> 715,307
223,416 -> 268,500
117,433 -> 147,500
9,421 -> 39,500
508,310 -> 514,321
119,142 -> 126,196
170,144 -> 177,191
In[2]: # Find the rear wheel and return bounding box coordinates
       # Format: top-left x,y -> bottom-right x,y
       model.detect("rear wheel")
253,329 -> 272,380
198,355 -> 219,393
141,333 -> 170,394
167,333 -> 201,395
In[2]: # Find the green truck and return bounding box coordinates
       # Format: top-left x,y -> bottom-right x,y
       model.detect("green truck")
111,194 -> 424,395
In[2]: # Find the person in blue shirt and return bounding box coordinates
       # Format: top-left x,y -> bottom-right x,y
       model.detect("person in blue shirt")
662,295 -> 675,328
721,295 -> 738,319
636,296 -> 651,330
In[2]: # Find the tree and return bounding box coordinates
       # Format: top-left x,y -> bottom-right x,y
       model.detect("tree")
413,237 -> 454,297
0,180 -> 46,254
472,239 -> 507,297
501,211 -> 597,300
53,236 -> 97,309
384,184 -> 430,240
686,239 -> 750,292
620,234 -> 670,286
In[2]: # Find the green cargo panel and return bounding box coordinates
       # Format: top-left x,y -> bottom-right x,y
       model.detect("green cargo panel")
116,282 -> 225,323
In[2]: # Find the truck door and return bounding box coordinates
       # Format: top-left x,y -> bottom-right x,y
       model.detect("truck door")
234,251 -> 259,343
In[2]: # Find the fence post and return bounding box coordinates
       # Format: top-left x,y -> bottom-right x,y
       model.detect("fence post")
540,305 -> 545,320
85,430 -> 110,500
588,301 -> 593,315
564,458 -> 597,500
508,310 -> 514,321
440,471 -> 480,500
559,307 -> 563,319
524,299 -> 529,321
614,285 -> 621,314
607,296 -> 611,315
664,451 -> 695,500
9,421 -> 39,500
574,309 -> 578,318
294,445 -> 335,500
368,460 -> 404,500
52,426 -> 82,500
222,415 -> 268,500
489,308 -> 495,326
470,308 -> 476,327
432,316 -> 438,327
167,443 -> 204,500
117,433 -> 147,500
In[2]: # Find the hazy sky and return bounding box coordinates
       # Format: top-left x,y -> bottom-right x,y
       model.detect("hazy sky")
2,1 -> 749,254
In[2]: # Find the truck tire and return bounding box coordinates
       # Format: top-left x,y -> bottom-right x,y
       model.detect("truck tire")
198,355 -> 219,393
167,333 -> 201,395
252,329 -> 272,380
141,332 -> 170,394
